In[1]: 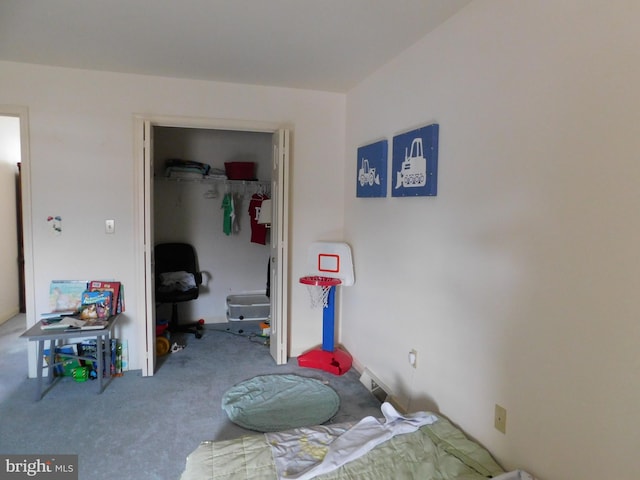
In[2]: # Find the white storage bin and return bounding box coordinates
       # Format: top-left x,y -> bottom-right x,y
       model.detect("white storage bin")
226,294 -> 270,321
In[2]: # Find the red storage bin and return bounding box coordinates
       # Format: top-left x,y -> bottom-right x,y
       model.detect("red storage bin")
224,162 -> 256,180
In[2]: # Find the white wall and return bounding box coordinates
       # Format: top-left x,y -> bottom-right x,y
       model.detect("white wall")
343,1 -> 640,479
0,116 -> 20,322
0,60 -> 346,371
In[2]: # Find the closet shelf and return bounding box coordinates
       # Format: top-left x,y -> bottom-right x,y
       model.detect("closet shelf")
157,175 -> 270,186
157,175 -> 270,199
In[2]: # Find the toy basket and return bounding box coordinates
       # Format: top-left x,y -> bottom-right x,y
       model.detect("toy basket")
224,162 -> 256,180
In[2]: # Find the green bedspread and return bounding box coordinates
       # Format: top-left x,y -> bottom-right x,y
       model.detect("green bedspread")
180,413 -> 504,480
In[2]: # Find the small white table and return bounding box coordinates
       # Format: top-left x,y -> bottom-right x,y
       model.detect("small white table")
20,315 -> 120,400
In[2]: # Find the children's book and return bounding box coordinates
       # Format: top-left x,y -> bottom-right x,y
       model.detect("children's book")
115,340 -> 123,375
79,290 -> 112,319
120,339 -> 129,371
77,318 -> 109,330
40,316 -> 86,330
40,316 -> 110,331
44,345 -> 80,376
88,281 -> 123,314
48,280 -> 88,312
40,318 -> 69,330
79,339 -> 117,377
118,284 -> 125,313
40,311 -> 77,329
41,311 -> 76,319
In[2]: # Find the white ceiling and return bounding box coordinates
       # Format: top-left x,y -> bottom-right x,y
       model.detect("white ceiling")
0,0 -> 472,92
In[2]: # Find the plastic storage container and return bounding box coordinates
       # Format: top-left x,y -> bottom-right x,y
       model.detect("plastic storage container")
224,162 -> 256,180
226,294 -> 270,321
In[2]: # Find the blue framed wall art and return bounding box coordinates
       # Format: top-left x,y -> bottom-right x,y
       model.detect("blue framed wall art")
391,124 -> 439,197
356,139 -> 388,198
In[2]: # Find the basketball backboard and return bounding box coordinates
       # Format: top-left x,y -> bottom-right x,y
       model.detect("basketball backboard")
306,242 -> 355,287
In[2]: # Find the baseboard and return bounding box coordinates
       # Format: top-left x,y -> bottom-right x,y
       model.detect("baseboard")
0,308 -> 20,326
357,367 -> 410,413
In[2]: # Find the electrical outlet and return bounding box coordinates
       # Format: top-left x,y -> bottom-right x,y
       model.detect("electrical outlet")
105,219 -> 115,234
494,404 -> 507,434
408,349 -> 417,368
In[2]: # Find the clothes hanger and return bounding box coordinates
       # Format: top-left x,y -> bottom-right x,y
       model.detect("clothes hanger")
203,184 -> 219,199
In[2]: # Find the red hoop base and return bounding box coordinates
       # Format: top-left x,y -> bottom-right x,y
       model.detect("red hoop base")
299,275 -> 342,287
297,347 -> 352,376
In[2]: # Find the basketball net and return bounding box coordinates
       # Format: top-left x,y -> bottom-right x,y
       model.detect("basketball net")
300,275 -> 341,309
306,284 -> 333,309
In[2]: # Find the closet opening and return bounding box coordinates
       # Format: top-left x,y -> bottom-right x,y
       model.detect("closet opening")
135,115 -> 290,376
153,127 -> 273,338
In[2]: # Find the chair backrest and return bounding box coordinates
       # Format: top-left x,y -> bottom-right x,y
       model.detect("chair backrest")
154,243 -> 201,303
155,243 -> 198,276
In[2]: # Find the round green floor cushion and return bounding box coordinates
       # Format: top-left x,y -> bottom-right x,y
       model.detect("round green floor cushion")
221,374 -> 340,432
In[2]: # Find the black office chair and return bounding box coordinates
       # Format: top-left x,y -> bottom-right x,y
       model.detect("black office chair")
155,243 -> 204,339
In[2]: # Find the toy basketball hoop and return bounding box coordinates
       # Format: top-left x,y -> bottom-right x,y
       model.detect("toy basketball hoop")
300,275 -> 342,309
298,242 -> 354,376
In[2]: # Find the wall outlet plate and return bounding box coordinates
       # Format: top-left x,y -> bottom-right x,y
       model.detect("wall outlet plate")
408,349 -> 417,368
494,404 -> 507,434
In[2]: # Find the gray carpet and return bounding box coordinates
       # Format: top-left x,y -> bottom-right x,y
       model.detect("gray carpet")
0,315 -> 382,480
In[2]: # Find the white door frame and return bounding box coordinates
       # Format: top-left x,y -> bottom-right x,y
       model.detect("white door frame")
133,114 -> 290,376
269,129 -> 289,364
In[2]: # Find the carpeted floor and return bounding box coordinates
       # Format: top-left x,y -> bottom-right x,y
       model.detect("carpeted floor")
0,315 -> 382,480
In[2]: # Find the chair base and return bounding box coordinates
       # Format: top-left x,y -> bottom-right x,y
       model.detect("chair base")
167,303 -> 205,339
168,321 -> 204,339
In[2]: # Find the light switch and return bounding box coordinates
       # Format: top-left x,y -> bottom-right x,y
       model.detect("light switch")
105,219 -> 115,234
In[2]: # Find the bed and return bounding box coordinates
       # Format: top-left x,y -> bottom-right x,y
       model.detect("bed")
180,403 -> 533,480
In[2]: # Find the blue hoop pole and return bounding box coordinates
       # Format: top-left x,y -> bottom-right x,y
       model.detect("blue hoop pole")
322,286 -> 336,352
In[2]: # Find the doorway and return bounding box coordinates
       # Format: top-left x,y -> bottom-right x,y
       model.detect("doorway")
0,114 -> 24,323
134,115 -> 290,376
0,106 -> 36,377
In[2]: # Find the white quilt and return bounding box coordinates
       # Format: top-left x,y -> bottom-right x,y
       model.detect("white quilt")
266,403 -> 437,479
